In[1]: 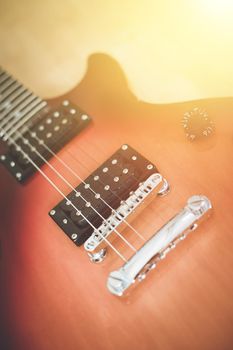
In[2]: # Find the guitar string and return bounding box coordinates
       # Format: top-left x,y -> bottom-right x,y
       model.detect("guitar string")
0,96 -> 39,133
2,100 -> 47,141
0,93 -> 154,243
0,72 -> 131,259
0,126 -> 128,262
0,87 -> 150,243
11,129 -> 139,254
0,86 -> 30,118
76,140 -> 160,226
0,90 -> 35,124
1,119 -> 144,254
0,75 -> 155,243
22,125 -> 146,241
0,84 -> 24,115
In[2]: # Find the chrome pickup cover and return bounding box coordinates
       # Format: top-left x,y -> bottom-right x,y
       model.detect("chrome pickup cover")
84,173 -> 164,252
107,195 -> 212,296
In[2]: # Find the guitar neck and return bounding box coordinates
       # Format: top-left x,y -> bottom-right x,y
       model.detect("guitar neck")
0,67 -> 47,135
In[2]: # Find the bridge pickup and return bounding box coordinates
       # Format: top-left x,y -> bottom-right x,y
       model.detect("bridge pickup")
0,100 -> 91,182
84,173 -> 164,252
49,144 -> 168,246
107,195 -> 212,296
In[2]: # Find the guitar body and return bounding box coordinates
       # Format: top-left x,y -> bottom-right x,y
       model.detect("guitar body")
1,58 -> 233,350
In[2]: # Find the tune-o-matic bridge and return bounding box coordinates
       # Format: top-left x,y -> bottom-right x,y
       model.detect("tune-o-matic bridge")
107,195 -> 212,296
49,145 -> 169,248
0,68 -> 91,182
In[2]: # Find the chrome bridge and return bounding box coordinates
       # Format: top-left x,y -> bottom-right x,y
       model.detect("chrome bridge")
107,195 -> 212,296
84,173 -> 167,253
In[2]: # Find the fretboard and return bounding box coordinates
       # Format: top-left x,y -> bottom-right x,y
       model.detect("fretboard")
0,67 -> 47,141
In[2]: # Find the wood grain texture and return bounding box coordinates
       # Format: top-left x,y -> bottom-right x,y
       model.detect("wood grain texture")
0,54 -> 233,350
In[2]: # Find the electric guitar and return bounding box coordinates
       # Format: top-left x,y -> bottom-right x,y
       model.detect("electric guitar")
0,54 -> 233,350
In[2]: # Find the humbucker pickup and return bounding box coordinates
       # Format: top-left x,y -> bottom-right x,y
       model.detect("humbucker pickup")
0,100 -> 91,182
49,144 -> 169,247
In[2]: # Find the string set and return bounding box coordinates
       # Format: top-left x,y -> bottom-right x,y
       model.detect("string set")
0,71 -> 158,262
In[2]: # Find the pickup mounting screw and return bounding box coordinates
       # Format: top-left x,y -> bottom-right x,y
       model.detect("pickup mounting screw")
16,172 -> 22,180
81,115 -> 88,121
50,210 -> 56,216
71,233 -> 78,240
122,145 -> 128,151
0,155 -> 6,161
147,164 -> 153,170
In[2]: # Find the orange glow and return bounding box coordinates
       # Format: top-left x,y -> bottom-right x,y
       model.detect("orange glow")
0,1 -> 232,103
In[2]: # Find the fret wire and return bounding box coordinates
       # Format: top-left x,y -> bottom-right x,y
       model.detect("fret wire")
1,97 -> 42,135
0,91 -> 34,124
0,78 -> 15,94
0,73 -> 10,86
0,73 -> 7,82
4,101 -> 47,141
0,85 -> 25,110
